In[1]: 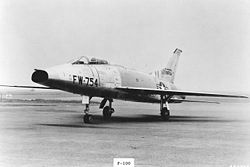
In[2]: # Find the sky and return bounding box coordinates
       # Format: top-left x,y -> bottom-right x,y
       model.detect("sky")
0,0 -> 250,92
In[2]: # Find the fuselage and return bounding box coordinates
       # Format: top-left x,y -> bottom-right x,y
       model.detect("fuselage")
31,61 -> 182,103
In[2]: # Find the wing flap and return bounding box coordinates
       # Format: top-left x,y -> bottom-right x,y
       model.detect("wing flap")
170,98 -> 219,104
116,87 -> 248,98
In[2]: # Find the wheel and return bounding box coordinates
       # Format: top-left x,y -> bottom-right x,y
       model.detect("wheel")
160,107 -> 170,121
103,106 -> 111,119
83,114 -> 92,123
103,106 -> 114,119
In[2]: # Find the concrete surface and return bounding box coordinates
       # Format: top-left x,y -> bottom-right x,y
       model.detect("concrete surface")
0,101 -> 250,167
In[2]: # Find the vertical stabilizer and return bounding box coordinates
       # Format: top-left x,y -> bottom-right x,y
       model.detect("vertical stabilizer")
155,48 -> 182,83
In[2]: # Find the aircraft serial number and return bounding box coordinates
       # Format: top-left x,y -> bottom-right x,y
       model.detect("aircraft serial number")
73,75 -> 98,87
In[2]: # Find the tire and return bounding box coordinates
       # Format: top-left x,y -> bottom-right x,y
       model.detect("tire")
103,106 -> 112,119
83,114 -> 92,123
161,107 -> 170,121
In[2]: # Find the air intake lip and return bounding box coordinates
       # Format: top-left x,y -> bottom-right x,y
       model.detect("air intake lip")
31,70 -> 48,83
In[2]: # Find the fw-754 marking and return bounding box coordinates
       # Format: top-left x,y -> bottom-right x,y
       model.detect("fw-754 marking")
73,75 -> 98,87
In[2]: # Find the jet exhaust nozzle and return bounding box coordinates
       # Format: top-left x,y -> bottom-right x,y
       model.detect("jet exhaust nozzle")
31,70 -> 48,83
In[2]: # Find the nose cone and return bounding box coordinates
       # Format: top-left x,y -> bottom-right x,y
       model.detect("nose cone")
31,70 -> 48,83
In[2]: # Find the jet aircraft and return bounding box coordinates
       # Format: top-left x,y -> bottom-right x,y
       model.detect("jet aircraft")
1,49 -> 247,123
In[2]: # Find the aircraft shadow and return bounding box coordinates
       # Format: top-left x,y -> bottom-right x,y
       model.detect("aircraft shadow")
92,114 -> 236,124
37,123 -> 116,129
36,115 -> 238,128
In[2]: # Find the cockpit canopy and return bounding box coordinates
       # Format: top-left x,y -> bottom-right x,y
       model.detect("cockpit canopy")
71,56 -> 109,65
89,58 -> 108,64
71,56 -> 89,65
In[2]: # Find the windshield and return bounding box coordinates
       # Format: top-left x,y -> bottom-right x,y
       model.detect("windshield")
71,56 -> 90,65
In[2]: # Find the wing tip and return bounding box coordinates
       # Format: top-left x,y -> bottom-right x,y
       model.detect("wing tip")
232,95 -> 248,99
0,84 -> 52,89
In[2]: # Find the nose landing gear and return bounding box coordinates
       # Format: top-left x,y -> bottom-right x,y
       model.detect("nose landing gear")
83,104 -> 92,123
82,96 -> 93,123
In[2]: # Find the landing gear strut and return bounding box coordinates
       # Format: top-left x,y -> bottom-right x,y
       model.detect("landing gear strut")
160,95 -> 171,121
102,99 -> 115,119
82,96 -> 92,123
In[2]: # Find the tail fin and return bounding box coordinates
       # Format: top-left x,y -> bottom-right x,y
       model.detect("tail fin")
154,48 -> 182,83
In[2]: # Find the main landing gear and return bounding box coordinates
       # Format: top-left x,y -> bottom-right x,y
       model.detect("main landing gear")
160,95 -> 171,121
102,99 -> 115,119
161,106 -> 170,121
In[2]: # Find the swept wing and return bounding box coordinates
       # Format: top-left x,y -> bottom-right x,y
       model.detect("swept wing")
116,86 -> 247,99
0,84 -> 53,89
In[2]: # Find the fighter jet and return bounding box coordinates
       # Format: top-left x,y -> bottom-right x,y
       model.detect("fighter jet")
1,49 -> 247,123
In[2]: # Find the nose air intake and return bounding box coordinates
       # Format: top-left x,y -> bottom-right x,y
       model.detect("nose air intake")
31,70 -> 48,83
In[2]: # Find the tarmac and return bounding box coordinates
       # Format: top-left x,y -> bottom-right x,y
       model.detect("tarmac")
0,100 -> 250,167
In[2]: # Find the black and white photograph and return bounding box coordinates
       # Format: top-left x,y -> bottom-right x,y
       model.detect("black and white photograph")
0,0 -> 250,166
